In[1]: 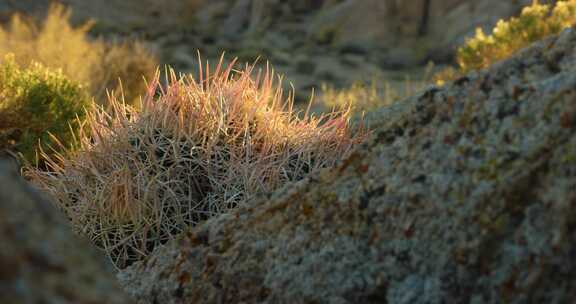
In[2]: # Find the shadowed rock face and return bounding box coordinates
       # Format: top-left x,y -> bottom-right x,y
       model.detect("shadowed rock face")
118,28 -> 576,303
0,159 -> 131,304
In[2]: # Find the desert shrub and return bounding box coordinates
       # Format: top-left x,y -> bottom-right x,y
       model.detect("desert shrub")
0,3 -> 157,106
27,58 -> 365,268
433,0 -> 576,85
0,54 -> 89,164
458,0 -> 576,72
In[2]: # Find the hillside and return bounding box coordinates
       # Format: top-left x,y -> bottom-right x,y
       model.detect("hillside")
0,0 -> 552,101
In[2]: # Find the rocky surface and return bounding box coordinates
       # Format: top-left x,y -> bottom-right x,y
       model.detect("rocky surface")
118,28 -> 576,303
0,158 -> 132,303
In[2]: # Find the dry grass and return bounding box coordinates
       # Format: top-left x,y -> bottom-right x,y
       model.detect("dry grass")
320,66 -> 434,114
0,3 -> 157,106
321,79 -> 424,113
27,56 -> 365,269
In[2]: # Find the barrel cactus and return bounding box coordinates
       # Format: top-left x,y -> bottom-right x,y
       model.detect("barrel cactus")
28,58 -> 365,268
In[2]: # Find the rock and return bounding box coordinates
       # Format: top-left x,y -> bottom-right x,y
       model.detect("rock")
219,0 -> 251,38
0,159 -> 131,303
379,47 -> 424,70
0,0 -> 48,23
118,28 -> 576,303
341,54 -> 365,67
310,0 -> 390,46
338,42 -> 371,56
192,1 -> 229,29
0,0 -> 205,33
263,31 -> 293,51
294,54 -> 316,74
60,0 -> 203,33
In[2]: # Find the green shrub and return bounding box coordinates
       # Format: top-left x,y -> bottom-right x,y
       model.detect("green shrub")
458,0 -> 576,72
0,54 -> 89,164
0,3 -> 157,106
433,1 -> 576,85
27,58 -> 366,268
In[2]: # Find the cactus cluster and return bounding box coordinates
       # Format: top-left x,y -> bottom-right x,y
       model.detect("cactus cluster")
28,58 -> 365,268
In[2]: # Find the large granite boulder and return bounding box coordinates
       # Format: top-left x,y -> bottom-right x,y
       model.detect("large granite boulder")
118,28 -> 576,303
0,158 -> 131,303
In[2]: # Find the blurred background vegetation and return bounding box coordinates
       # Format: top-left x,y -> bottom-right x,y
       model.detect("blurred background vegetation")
0,0 -> 571,164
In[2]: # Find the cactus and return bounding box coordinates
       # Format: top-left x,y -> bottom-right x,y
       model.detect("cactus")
28,57 -> 366,268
